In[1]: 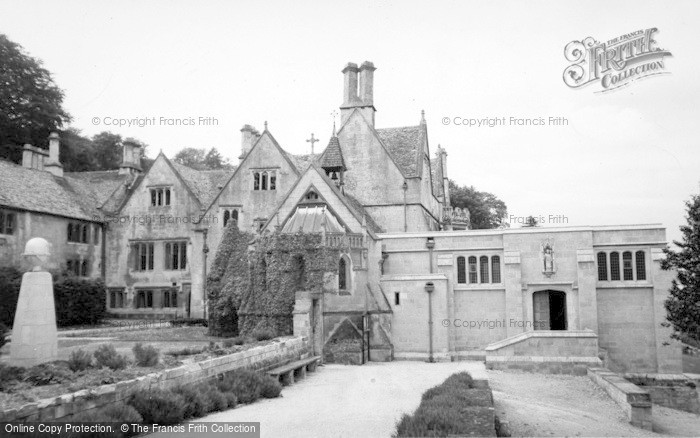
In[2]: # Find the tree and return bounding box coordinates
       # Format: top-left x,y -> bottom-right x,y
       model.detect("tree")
59,128 -> 97,172
662,192 -> 700,345
0,34 -> 71,163
91,132 -> 124,170
449,180 -> 508,229
174,147 -> 232,170
522,215 -> 540,227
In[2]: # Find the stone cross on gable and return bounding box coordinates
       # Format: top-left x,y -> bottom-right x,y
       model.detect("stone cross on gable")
306,133 -> 319,155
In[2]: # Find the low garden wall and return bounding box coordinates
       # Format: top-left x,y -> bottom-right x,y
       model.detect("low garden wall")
587,367 -> 652,430
624,373 -> 700,414
485,330 -> 602,375
0,336 -> 309,422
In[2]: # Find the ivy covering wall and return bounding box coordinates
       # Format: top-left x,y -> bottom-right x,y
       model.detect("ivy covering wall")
207,225 -> 344,337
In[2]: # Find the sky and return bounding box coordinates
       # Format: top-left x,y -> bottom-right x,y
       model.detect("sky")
1,0 -> 698,244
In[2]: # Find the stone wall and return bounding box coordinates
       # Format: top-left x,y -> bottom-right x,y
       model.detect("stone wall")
0,336 -> 309,422
588,367 -> 652,430
625,373 -> 700,414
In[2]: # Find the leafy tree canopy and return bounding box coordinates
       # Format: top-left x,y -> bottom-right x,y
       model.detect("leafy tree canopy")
662,191 -> 700,345
174,147 -> 232,170
0,33 -> 71,162
449,180 -> 508,229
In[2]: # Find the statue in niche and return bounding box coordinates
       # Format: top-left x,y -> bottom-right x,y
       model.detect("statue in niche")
541,240 -> 556,276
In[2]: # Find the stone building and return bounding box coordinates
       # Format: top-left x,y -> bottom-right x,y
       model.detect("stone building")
1,60 -> 680,373
0,133 -> 137,280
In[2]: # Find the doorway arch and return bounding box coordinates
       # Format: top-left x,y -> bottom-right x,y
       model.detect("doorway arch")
533,290 -> 567,330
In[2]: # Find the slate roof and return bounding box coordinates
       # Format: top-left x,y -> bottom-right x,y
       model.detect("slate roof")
64,170 -> 132,214
343,192 -> 384,234
319,136 -> 345,169
171,162 -> 234,207
375,125 -> 424,177
0,159 -> 130,221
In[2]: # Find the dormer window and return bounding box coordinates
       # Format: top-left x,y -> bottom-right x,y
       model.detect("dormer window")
150,187 -> 171,206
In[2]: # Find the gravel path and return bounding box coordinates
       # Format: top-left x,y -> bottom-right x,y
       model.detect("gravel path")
161,361 -> 488,438
489,369 -> 700,437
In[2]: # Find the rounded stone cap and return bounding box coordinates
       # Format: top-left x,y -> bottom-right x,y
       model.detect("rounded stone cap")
23,237 -> 51,257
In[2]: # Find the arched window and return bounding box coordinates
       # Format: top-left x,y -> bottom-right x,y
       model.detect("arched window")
635,251 -> 646,280
232,210 -> 238,222
338,255 -> 351,293
479,256 -> 489,283
270,171 -> 276,190
597,252 -> 608,281
457,256 -> 466,284
491,256 -> 501,283
610,252 -> 620,281
261,171 -> 268,190
622,251 -> 633,280
223,210 -> 230,227
468,256 -> 477,283
253,172 -> 260,190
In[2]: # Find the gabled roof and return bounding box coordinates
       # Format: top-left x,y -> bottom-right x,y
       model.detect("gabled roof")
0,159 -> 130,221
281,205 -> 345,233
268,163 -> 384,237
375,125 -> 424,177
286,153 -> 317,173
171,162 -> 233,207
319,135 -> 345,170
64,170 -> 133,213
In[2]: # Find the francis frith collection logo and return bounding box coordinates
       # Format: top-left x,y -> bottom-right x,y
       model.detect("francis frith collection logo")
563,28 -> 672,92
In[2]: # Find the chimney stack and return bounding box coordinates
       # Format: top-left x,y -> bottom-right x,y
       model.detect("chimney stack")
340,61 -> 376,126
44,132 -> 63,177
119,140 -> 143,175
359,61 -> 376,105
239,124 -> 260,161
22,144 -> 48,170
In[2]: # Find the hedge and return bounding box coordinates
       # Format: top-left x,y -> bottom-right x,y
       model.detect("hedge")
0,267 -> 106,328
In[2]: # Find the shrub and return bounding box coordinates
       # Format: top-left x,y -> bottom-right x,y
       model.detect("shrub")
127,389 -> 186,425
166,345 -> 208,357
68,349 -> 93,372
132,343 -> 160,367
0,363 -> 25,390
222,337 -> 244,348
196,383 -> 228,413
172,385 -> 208,418
0,321 -> 8,349
53,276 -> 106,327
395,371 -> 493,438
259,376 -> 282,398
170,318 -> 208,327
24,362 -> 74,386
216,370 -> 261,404
0,267 -> 22,327
94,344 -> 128,370
100,403 -> 143,424
250,328 -> 276,342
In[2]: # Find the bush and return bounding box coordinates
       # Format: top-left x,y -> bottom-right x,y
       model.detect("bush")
127,389 -> 186,425
0,267 -> 22,327
259,376 -> 282,398
170,318 -> 208,327
68,349 -> 93,372
395,371 -> 493,438
53,276 -> 106,327
132,343 -> 160,367
172,385 -> 208,418
24,362 -> 74,386
196,383 -> 228,413
222,337 -> 245,348
101,403 -> 143,424
0,321 -> 8,349
166,345 -> 208,357
216,370 -> 261,404
250,328 -> 276,342
0,363 -> 25,390
94,344 -> 128,370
